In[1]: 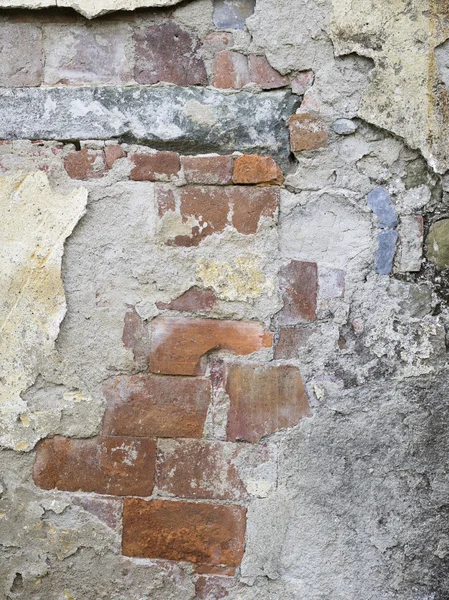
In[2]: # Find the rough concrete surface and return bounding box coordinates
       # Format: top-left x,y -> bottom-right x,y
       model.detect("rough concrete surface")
1,0 -> 449,598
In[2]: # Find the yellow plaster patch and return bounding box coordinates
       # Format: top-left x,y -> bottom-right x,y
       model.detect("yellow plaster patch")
196,256 -> 269,301
0,172 -> 87,450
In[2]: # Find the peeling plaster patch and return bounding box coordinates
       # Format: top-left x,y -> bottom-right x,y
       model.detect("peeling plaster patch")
0,172 -> 87,450
196,255 -> 269,301
331,0 -> 449,173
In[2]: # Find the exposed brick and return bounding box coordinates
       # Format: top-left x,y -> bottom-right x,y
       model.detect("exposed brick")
149,316 -> 273,376
195,566 -> 237,576
130,152 -> 180,182
167,186 -> 279,246
182,155 -> 233,185
195,575 -> 242,599
0,23 -> 43,87
233,154 -> 284,185
289,114 -> 328,152
202,32 -> 234,57
104,144 -> 126,169
64,149 -> 106,179
156,287 -> 217,312
71,495 -> 123,531
274,326 -> 313,360
122,499 -> 246,567
248,55 -> 289,90
43,24 -> 131,85
291,70 -> 315,95
122,305 -> 150,367
156,439 -> 247,501
102,375 -> 211,438
213,51 -> 250,89
279,260 -> 318,325
156,185 -> 176,216
226,363 -> 310,442
33,436 -> 156,496
134,23 -> 207,86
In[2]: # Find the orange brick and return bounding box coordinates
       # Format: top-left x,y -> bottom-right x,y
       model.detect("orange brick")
149,317 -> 273,376
122,499 -> 246,567
33,436 -> 156,496
156,287 -> 217,312
289,113 -> 328,152
212,50 -> 250,89
226,363 -> 310,442
102,375 -> 211,438
233,154 -> 284,185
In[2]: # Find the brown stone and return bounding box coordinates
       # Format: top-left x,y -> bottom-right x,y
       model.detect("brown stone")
102,375 -> 211,438
134,23 -> 207,86
182,155 -> 233,185
279,260 -> 318,324
289,113 -> 328,152
33,436 -> 156,496
149,316 -> 273,376
212,51 -> 250,89
168,186 -> 279,246
156,287 -> 217,312
248,55 -> 289,90
122,305 -> 150,367
156,439 -> 247,501
226,363 -> 310,443
104,144 -> 126,169
233,154 -> 284,185
130,152 -> 180,182
122,499 -> 246,567
64,149 -> 106,179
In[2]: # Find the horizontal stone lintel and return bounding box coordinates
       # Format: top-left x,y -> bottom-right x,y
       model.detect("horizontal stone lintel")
0,86 -> 297,164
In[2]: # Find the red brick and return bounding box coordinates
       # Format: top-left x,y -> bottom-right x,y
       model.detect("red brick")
104,144 -> 126,169
182,155 -> 233,185
156,185 -> 176,216
291,70 -> 315,95
122,499 -> 246,567
289,114 -> 328,152
279,260 -> 318,324
102,375 -> 211,438
226,363 -> 310,443
156,440 -> 247,501
149,316 -> 273,376
212,51 -> 250,89
274,326 -> 313,360
248,55 -> 288,90
166,186 -> 279,246
64,149 -> 106,179
233,154 -> 284,185
33,436 -> 156,496
130,152 -> 180,182
202,32 -> 234,57
134,23 -> 207,86
195,575 -> 241,599
156,287 -> 217,312
122,305 -> 150,367
71,495 -> 123,531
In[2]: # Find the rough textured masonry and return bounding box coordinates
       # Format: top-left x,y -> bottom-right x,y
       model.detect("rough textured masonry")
1,1 -> 449,599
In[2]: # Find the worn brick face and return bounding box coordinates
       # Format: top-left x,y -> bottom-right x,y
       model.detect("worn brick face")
33,436 -> 156,496
102,375 -> 211,438
149,316 -> 273,376
233,154 -> 284,185
279,260 -> 318,324
104,144 -> 126,169
130,151 -> 180,182
166,186 -> 279,246
248,55 -> 289,90
122,305 -> 150,367
0,23 -> 43,87
122,499 -> 246,567
226,363 -> 310,442
64,149 -> 106,179
156,287 -> 217,312
182,155 -> 233,185
212,51 -> 250,89
156,439 -> 247,501
134,23 -> 207,86
289,113 -> 328,152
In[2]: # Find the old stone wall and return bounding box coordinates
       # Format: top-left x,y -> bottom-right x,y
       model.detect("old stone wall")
1,1 -> 449,599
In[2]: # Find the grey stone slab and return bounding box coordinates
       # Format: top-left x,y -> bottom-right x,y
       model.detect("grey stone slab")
0,86 -> 296,165
213,0 -> 256,30
367,187 -> 398,228
376,229 -> 398,275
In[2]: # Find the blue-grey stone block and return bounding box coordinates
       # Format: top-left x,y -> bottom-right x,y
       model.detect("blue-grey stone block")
213,0 -> 256,30
376,230 -> 398,275
367,187 -> 398,228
